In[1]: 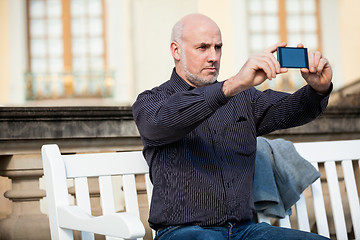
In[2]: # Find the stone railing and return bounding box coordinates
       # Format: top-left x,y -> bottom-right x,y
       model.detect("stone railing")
0,106 -> 359,239
25,70 -> 115,100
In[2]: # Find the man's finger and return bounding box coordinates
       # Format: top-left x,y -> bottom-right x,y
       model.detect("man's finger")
268,52 -> 281,74
264,42 -> 287,54
280,67 -> 288,73
254,55 -> 277,80
260,52 -> 280,75
317,58 -> 327,73
308,52 -> 316,72
314,51 -> 322,69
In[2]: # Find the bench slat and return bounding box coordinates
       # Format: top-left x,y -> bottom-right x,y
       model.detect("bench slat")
123,175 -> 140,218
99,176 -> 122,240
324,161 -> 348,240
341,160 -> 360,239
279,215 -> 291,228
63,152 -> 149,178
295,193 -> 310,232
74,177 -> 95,240
123,174 -> 142,240
145,174 -> 156,238
257,212 -> 272,224
144,174 -> 153,208
294,140 -> 360,162
99,176 -> 116,214
74,177 -> 92,214
309,162 -> 330,237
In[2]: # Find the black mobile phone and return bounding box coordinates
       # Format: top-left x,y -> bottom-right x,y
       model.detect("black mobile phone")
277,47 -> 309,68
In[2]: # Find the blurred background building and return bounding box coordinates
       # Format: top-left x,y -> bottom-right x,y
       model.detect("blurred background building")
1,0 -> 360,239
1,0 -> 359,107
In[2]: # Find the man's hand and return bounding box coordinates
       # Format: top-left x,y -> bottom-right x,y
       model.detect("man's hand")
222,43 -> 333,98
299,43 -> 333,95
222,42 -> 288,97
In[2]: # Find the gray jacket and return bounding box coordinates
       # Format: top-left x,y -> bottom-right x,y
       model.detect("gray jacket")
253,137 -> 320,218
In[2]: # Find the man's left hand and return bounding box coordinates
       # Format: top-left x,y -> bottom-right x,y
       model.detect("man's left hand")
299,44 -> 333,95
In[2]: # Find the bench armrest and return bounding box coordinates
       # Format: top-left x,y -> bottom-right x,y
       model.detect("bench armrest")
57,206 -> 145,239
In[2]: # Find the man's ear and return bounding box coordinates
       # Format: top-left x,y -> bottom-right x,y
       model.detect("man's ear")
171,41 -> 181,61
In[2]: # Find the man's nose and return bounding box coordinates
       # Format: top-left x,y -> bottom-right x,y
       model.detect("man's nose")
208,48 -> 218,62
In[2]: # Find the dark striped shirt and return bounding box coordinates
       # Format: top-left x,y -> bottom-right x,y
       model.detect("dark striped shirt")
132,69 -> 330,230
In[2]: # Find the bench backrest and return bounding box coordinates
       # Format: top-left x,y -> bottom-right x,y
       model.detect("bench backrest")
258,140 -> 360,240
42,140 -> 360,240
42,144 -> 153,240
295,140 -> 360,239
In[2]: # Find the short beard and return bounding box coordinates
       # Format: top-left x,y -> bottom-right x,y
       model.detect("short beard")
181,50 -> 218,87
184,65 -> 218,87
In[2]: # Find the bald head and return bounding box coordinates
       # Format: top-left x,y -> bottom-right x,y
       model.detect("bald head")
171,14 -> 221,45
170,14 -> 222,87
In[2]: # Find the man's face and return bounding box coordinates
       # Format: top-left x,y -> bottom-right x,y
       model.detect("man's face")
178,22 -> 222,87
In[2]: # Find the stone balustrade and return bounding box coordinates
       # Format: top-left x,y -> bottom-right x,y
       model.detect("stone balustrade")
0,106 -> 359,239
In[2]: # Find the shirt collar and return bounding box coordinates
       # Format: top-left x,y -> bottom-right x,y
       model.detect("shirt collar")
169,68 -> 195,92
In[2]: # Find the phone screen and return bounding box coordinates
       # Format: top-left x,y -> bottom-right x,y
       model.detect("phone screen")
277,47 -> 309,68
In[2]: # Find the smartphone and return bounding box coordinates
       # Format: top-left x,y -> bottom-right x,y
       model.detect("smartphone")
277,47 -> 309,68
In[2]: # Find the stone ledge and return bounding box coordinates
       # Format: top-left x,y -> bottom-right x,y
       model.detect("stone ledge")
0,106 -> 133,120
1,105 -> 359,150
267,106 -> 360,142
0,106 -> 139,141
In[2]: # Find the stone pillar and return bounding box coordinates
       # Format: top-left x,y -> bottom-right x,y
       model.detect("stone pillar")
0,154 -> 50,240
0,176 -> 11,218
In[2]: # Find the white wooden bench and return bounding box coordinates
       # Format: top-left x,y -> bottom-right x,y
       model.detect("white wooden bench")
42,140 -> 360,240
257,140 -> 360,240
42,145 -> 153,240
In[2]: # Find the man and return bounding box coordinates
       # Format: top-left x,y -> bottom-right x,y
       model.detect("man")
132,13 -> 332,240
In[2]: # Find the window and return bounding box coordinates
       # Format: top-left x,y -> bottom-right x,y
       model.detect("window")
26,0 -> 113,100
247,0 -> 321,92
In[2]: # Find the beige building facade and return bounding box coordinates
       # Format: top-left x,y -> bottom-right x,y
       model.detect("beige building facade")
1,1 -> 360,239
1,0 -> 360,107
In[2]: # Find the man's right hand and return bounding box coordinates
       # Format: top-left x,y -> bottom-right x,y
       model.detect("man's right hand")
222,42 -> 288,97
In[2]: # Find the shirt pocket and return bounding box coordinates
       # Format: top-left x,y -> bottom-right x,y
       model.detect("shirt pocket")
223,121 -> 256,156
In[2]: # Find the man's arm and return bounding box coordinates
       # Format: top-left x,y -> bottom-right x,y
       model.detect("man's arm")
252,84 -> 332,136
132,82 -> 228,145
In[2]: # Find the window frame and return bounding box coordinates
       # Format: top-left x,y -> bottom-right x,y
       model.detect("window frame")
25,0 -> 110,99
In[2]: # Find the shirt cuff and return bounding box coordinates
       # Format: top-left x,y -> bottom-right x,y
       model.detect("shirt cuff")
307,82 -> 333,110
204,81 -> 230,111
312,82 -> 333,97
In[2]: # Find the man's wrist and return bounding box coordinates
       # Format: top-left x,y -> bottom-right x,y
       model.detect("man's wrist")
222,77 -> 247,98
222,79 -> 233,98
313,83 -> 332,96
